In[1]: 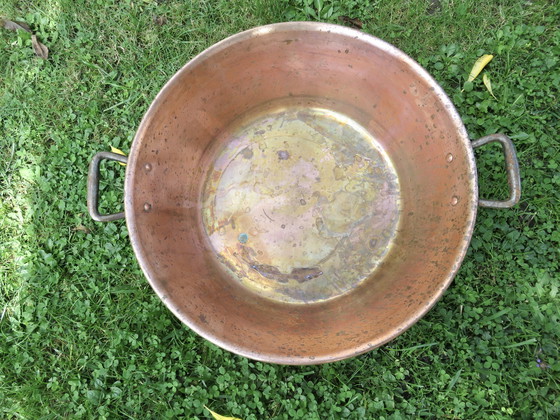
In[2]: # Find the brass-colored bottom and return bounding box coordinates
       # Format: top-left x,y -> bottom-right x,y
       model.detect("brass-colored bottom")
203,98 -> 401,303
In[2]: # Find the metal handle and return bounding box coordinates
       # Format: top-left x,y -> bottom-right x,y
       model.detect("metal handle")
472,133 -> 521,209
87,151 -> 128,222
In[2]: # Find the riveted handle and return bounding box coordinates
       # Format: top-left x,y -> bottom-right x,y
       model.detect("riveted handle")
472,133 -> 521,208
87,151 -> 128,222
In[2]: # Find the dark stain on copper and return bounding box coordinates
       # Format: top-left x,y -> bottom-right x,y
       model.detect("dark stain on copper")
277,150 -> 290,160
250,264 -> 323,283
241,147 -> 254,159
292,267 -> 323,283
251,264 -> 287,283
263,209 -> 275,221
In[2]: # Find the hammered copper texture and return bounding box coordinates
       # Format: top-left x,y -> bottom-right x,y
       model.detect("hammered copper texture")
124,23 -> 478,364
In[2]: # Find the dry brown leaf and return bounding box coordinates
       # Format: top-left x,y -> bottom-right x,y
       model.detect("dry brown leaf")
338,16 -> 363,29
2,19 -> 49,59
31,34 -> 48,59
153,15 -> 168,26
1,19 -> 31,32
73,225 -> 91,233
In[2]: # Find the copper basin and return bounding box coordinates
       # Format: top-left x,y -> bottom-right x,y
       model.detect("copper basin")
88,22 -> 521,364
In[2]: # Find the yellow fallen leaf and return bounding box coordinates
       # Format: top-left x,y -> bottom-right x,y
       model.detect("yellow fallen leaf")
204,406 -> 242,420
482,73 -> 497,99
110,145 -> 127,166
467,54 -> 493,82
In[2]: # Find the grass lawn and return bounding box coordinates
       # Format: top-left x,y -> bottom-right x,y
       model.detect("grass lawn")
1,0 -> 558,418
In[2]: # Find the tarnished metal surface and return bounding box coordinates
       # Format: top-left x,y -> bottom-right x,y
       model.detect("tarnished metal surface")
113,22 -> 518,364
202,101 -> 400,303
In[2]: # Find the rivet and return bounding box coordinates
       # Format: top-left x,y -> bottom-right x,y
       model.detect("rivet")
451,196 -> 459,206
144,163 -> 152,171
143,202 -> 152,212
446,153 -> 454,162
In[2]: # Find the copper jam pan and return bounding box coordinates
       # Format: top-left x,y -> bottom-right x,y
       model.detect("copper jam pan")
88,22 -> 521,364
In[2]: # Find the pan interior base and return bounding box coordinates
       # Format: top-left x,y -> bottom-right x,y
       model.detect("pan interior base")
202,99 -> 401,304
